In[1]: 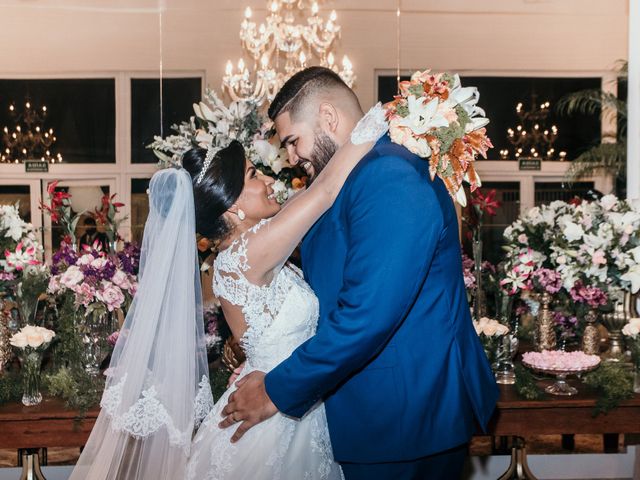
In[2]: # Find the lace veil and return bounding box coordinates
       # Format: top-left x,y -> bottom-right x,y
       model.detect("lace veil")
70,168 -> 212,479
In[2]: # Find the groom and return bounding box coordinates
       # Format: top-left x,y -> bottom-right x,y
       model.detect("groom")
221,66 -> 499,479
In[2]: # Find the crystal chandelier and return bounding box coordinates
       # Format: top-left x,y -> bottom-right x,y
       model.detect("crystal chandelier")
223,0 -> 356,106
1,101 -> 63,164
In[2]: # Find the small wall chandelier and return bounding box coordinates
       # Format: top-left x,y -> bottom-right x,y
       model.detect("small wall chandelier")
222,0 -> 356,106
1,101 -> 63,164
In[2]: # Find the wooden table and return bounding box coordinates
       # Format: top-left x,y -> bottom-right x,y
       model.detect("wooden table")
485,380 -> 640,479
1,381 -> 639,479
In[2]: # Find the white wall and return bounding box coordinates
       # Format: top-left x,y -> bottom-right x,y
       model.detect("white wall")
0,0 -> 629,106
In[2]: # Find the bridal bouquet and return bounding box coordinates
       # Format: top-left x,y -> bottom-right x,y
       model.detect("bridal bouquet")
148,89 -> 306,203
383,70 -> 493,206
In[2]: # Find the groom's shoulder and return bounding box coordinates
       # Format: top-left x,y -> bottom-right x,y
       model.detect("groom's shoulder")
349,137 -> 423,186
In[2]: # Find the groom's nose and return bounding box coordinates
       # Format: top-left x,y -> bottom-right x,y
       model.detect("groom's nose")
286,145 -> 299,165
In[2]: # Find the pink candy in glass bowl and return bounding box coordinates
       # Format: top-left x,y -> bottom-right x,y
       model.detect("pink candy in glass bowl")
522,350 -> 601,396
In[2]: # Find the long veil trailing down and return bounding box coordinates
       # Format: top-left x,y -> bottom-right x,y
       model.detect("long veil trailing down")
70,168 -> 213,479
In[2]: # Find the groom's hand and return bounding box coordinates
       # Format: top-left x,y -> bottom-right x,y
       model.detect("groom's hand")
219,371 -> 278,443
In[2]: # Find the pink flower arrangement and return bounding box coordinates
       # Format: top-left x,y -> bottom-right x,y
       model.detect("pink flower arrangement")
532,268 -> 563,294
48,242 -> 137,315
569,282 -> 608,308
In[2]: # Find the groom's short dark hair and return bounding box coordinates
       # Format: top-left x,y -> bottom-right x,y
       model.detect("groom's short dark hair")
268,66 -> 358,121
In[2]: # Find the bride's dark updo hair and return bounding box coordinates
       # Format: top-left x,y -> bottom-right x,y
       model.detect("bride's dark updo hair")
182,140 -> 246,241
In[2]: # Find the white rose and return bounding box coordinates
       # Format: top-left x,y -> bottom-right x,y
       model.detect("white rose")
77,254 -> 94,266
90,257 -> 108,270
26,331 -> 45,348
563,222 -> 584,242
111,270 -> 131,290
60,266 -> 84,288
483,323 -> 498,336
36,327 -> 55,344
622,322 -> 640,338
496,324 -> 510,336
10,331 -> 28,348
601,194 -> 618,211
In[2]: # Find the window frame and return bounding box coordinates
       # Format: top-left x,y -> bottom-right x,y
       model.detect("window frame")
0,70 -> 205,255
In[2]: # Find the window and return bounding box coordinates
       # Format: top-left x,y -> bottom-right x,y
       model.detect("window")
131,78 -> 202,164
535,182 -> 595,206
0,185 -> 31,222
377,75 -> 601,161
0,79 -> 116,163
130,178 -> 151,243
462,182 -> 521,265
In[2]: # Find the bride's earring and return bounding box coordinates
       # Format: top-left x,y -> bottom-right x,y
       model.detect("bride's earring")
237,209 -> 246,221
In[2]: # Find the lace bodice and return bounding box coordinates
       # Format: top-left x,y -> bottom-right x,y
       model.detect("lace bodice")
213,219 -> 320,370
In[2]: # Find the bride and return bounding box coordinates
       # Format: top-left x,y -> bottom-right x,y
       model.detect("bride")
70,103 -> 387,479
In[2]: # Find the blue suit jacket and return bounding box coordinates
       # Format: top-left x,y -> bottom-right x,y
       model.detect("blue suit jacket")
265,136 -> 498,463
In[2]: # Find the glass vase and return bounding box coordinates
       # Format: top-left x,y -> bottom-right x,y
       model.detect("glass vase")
20,350 -> 43,406
80,310 -> 115,377
494,293 -> 516,384
634,363 -> 640,395
494,335 -> 516,385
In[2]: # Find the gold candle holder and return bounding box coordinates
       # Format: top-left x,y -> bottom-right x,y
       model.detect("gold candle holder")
536,292 -> 557,351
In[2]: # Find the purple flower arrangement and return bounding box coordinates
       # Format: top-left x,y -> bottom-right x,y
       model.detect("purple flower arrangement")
48,241 -> 138,313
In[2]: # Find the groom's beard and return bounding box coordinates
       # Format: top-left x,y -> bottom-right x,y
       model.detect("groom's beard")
302,131 -> 338,184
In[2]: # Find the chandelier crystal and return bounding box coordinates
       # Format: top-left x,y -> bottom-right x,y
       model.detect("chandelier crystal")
223,0 -> 356,106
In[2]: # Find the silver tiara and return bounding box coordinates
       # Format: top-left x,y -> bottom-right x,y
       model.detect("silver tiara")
196,145 -> 220,184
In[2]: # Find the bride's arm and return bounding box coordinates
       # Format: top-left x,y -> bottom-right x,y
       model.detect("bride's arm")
245,138 -> 375,283
244,105 -> 387,283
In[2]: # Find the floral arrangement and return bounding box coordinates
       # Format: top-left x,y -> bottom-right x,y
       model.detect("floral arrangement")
10,325 -> 55,350
48,241 -> 138,315
0,204 -> 43,278
148,89 -> 307,204
383,70 -> 493,206
39,181 -> 84,242
473,316 -> 510,337
93,193 -> 127,249
0,204 -> 48,325
473,316 -> 509,367
502,195 -> 640,300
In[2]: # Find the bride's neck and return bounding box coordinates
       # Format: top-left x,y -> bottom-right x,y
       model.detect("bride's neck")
218,219 -> 260,250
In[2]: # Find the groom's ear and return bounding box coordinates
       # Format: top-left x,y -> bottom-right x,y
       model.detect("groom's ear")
317,102 -> 339,134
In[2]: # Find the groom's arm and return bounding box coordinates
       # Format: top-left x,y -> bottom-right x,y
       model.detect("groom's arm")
264,155 -> 444,418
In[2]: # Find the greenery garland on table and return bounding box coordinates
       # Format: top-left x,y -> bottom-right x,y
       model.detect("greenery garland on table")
45,366 -> 103,417
0,371 -> 22,404
583,362 -> 634,416
514,364 -> 545,400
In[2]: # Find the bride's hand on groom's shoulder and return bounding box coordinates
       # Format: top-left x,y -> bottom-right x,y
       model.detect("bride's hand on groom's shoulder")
219,371 -> 278,443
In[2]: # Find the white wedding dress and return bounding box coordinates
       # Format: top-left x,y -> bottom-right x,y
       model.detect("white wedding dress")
186,219 -> 344,480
